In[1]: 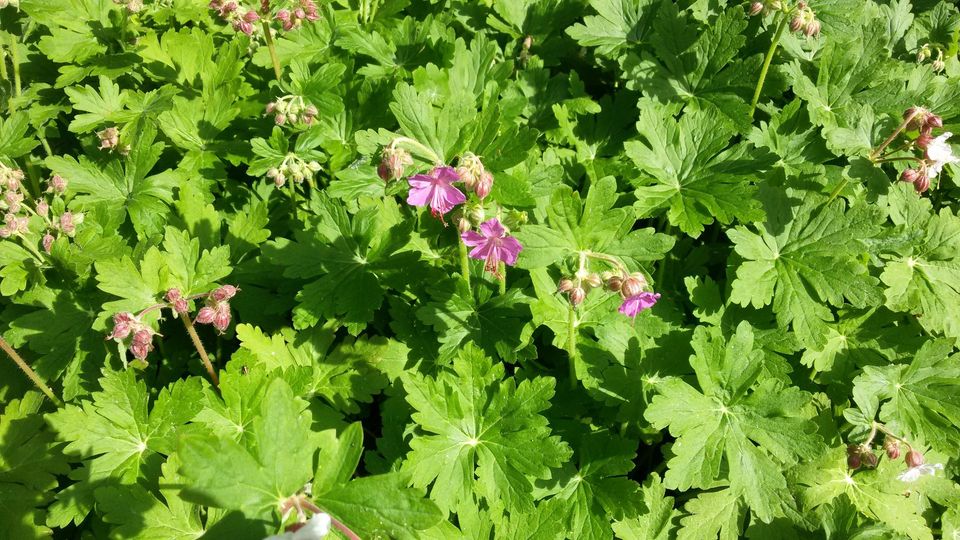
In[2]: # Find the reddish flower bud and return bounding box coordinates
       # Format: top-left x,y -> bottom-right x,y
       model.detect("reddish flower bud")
884,438 -> 901,460
605,275 -> 623,292
804,20 -> 821,37
108,312 -> 136,340
36,200 -> 49,217
569,287 -> 586,306
474,170 -> 493,199
60,211 -> 77,237
926,114 -> 943,129
747,1 -> 763,15
789,16 -> 803,32
275,8 -> 290,21
557,278 -> 575,293
905,450 -> 925,468
914,173 -> 931,193
847,452 -> 862,469
212,304 -> 232,333
166,288 -> 189,314
900,168 -> 920,184
916,132 -> 933,149
132,328 -> 154,347
242,9 -> 259,22
862,451 -> 879,469
210,285 -> 238,302
42,233 -> 54,253
621,275 -> 648,298
196,306 -> 216,324
583,273 -> 602,289
378,147 -> 414,182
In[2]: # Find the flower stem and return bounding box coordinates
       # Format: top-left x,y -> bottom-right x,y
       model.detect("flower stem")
9,33 -> 21,100
458,240 -> 472,295
180,313 -> 219,388
872,156 -> 922,164
870,109 -> 922,161
0,336 -> 62,406
498,262 -> 506,295
261,21 -> 283,82
330,516 -> 361,540
389,136 -> 443,166
287,180 -> 299,220
567,305 -> 577,390
749,15 -> 787,119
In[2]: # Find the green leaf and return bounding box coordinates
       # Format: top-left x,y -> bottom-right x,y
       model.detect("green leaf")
851,339 -> 960,454
64,75 -> 134,133
728,189 -> 883,348
621,6 -> 757,132
315,473 -> 444,540
0,112 -> 39,159
401,344 -> 572,515
566,0 -> 657,58
516,175 -> 673,268
627,103 -> 771,237
644,323 -> 822,522
612,474 -> 680,540
179,377 -> 313,517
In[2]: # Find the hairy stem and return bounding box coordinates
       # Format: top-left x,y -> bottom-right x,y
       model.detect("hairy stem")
498,262 -> 506,295
0,336 -> 62,406
180,313 -> 219,387
9,33 -> 20,99
389,136 -> 443,166
330,516 -> 361,540
261,21 -> 283,81
870,109 -> 922,161
567,305 -> 577,390
459,240 -> 472,295
749,15 -> 787,119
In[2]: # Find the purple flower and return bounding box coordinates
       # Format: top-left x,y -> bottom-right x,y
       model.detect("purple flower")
461,218 -> 523,277
407,166 -> 466,219
618,292 -> 660,318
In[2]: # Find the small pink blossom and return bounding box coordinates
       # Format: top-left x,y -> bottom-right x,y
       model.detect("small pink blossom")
407,166 -> 466,219
618,292 -> 661,318
461,218 -> 522,277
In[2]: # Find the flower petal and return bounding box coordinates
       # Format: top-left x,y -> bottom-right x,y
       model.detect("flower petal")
498,236 -> 523,265
468,240 -> 497,261
406,184 -> 432,207
461,230 -> 485,247
479,218 -> 506,239
433,166 -> 461,183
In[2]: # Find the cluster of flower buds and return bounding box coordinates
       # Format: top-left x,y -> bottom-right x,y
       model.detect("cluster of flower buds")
557,254 -> 661,318
377,146 -> 414,182
0,167 -> 78,253
266,154 -> 322,187
209,0 -> 261,35
265,95 -> 319,127
916,44 -> 947,73
894,106 -> 957,194
846,424 -> 942,482
97,126 -> 130,155
748,0 -> 819,37
275,0 -> 319,31
456,153 -> 494,200
107,312 -> 158,364
112,0 -> 143,13
195,285 -> 238,333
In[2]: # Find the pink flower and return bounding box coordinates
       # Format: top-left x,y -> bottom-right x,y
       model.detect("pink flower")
461,218 -> 522,277
407,166 -> 466,219
618,292 -> 660,318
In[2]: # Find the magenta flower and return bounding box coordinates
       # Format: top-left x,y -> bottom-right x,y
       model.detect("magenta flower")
619,292 -> 660,318
407,166 -> 466,219
461,218 -> 523,277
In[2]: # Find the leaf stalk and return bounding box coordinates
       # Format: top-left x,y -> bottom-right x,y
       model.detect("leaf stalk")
0,335 -> 62,406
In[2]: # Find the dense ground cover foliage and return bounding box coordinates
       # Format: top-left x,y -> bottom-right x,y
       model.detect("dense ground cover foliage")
2,0 -> 960,538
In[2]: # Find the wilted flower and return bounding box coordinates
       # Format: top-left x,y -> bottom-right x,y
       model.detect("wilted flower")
898,463 -> 943,482
407,166 -> 466,219
925,132 -> 959,178
461,218 -> 523,277
618,291 -> 660,318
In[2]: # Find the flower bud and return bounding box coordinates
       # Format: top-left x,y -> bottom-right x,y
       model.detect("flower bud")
747,1 -> 763,16
847,452 -> 862,469
275,114 -> 287,126
933,58 -> 946,73
925,114 -> 943,129
378,147 -> 413,182
914,173 -> 931,194
789,16 -> 803,33
166,288 -> 190,314
60,211 -> 77,237
108,312 -> 136,340
621,274 -> 648,298
917,44 -> 931,63
900,168 -> 920,184
804,20 -> 821,37
307,161 -> 322,172
905,449 -> 924,467
583,273 -> 602,289
456,215 -> 472,233
243,9 -> 259,22
557,278 -> 575,294
196,306 -> 216,324
605,274 -> 623,292
916,133 -> 933,149
475,170 -> 493,199
569,287 -> 586,306
42,233 -> 54,253
884,438 -> 901,460
36,200 -> 49,216
304,104 -> 318,118
212,304 -> 232,333
132,328 -> 154,347
862,451 -> 879,469
210,285 -> 238,302
265,102 -> 277,114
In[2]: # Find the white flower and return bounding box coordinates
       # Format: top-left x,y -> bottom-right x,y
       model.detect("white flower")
264,513 -> 332,540
925,132 -> 960,177
896,463 -> 943,482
